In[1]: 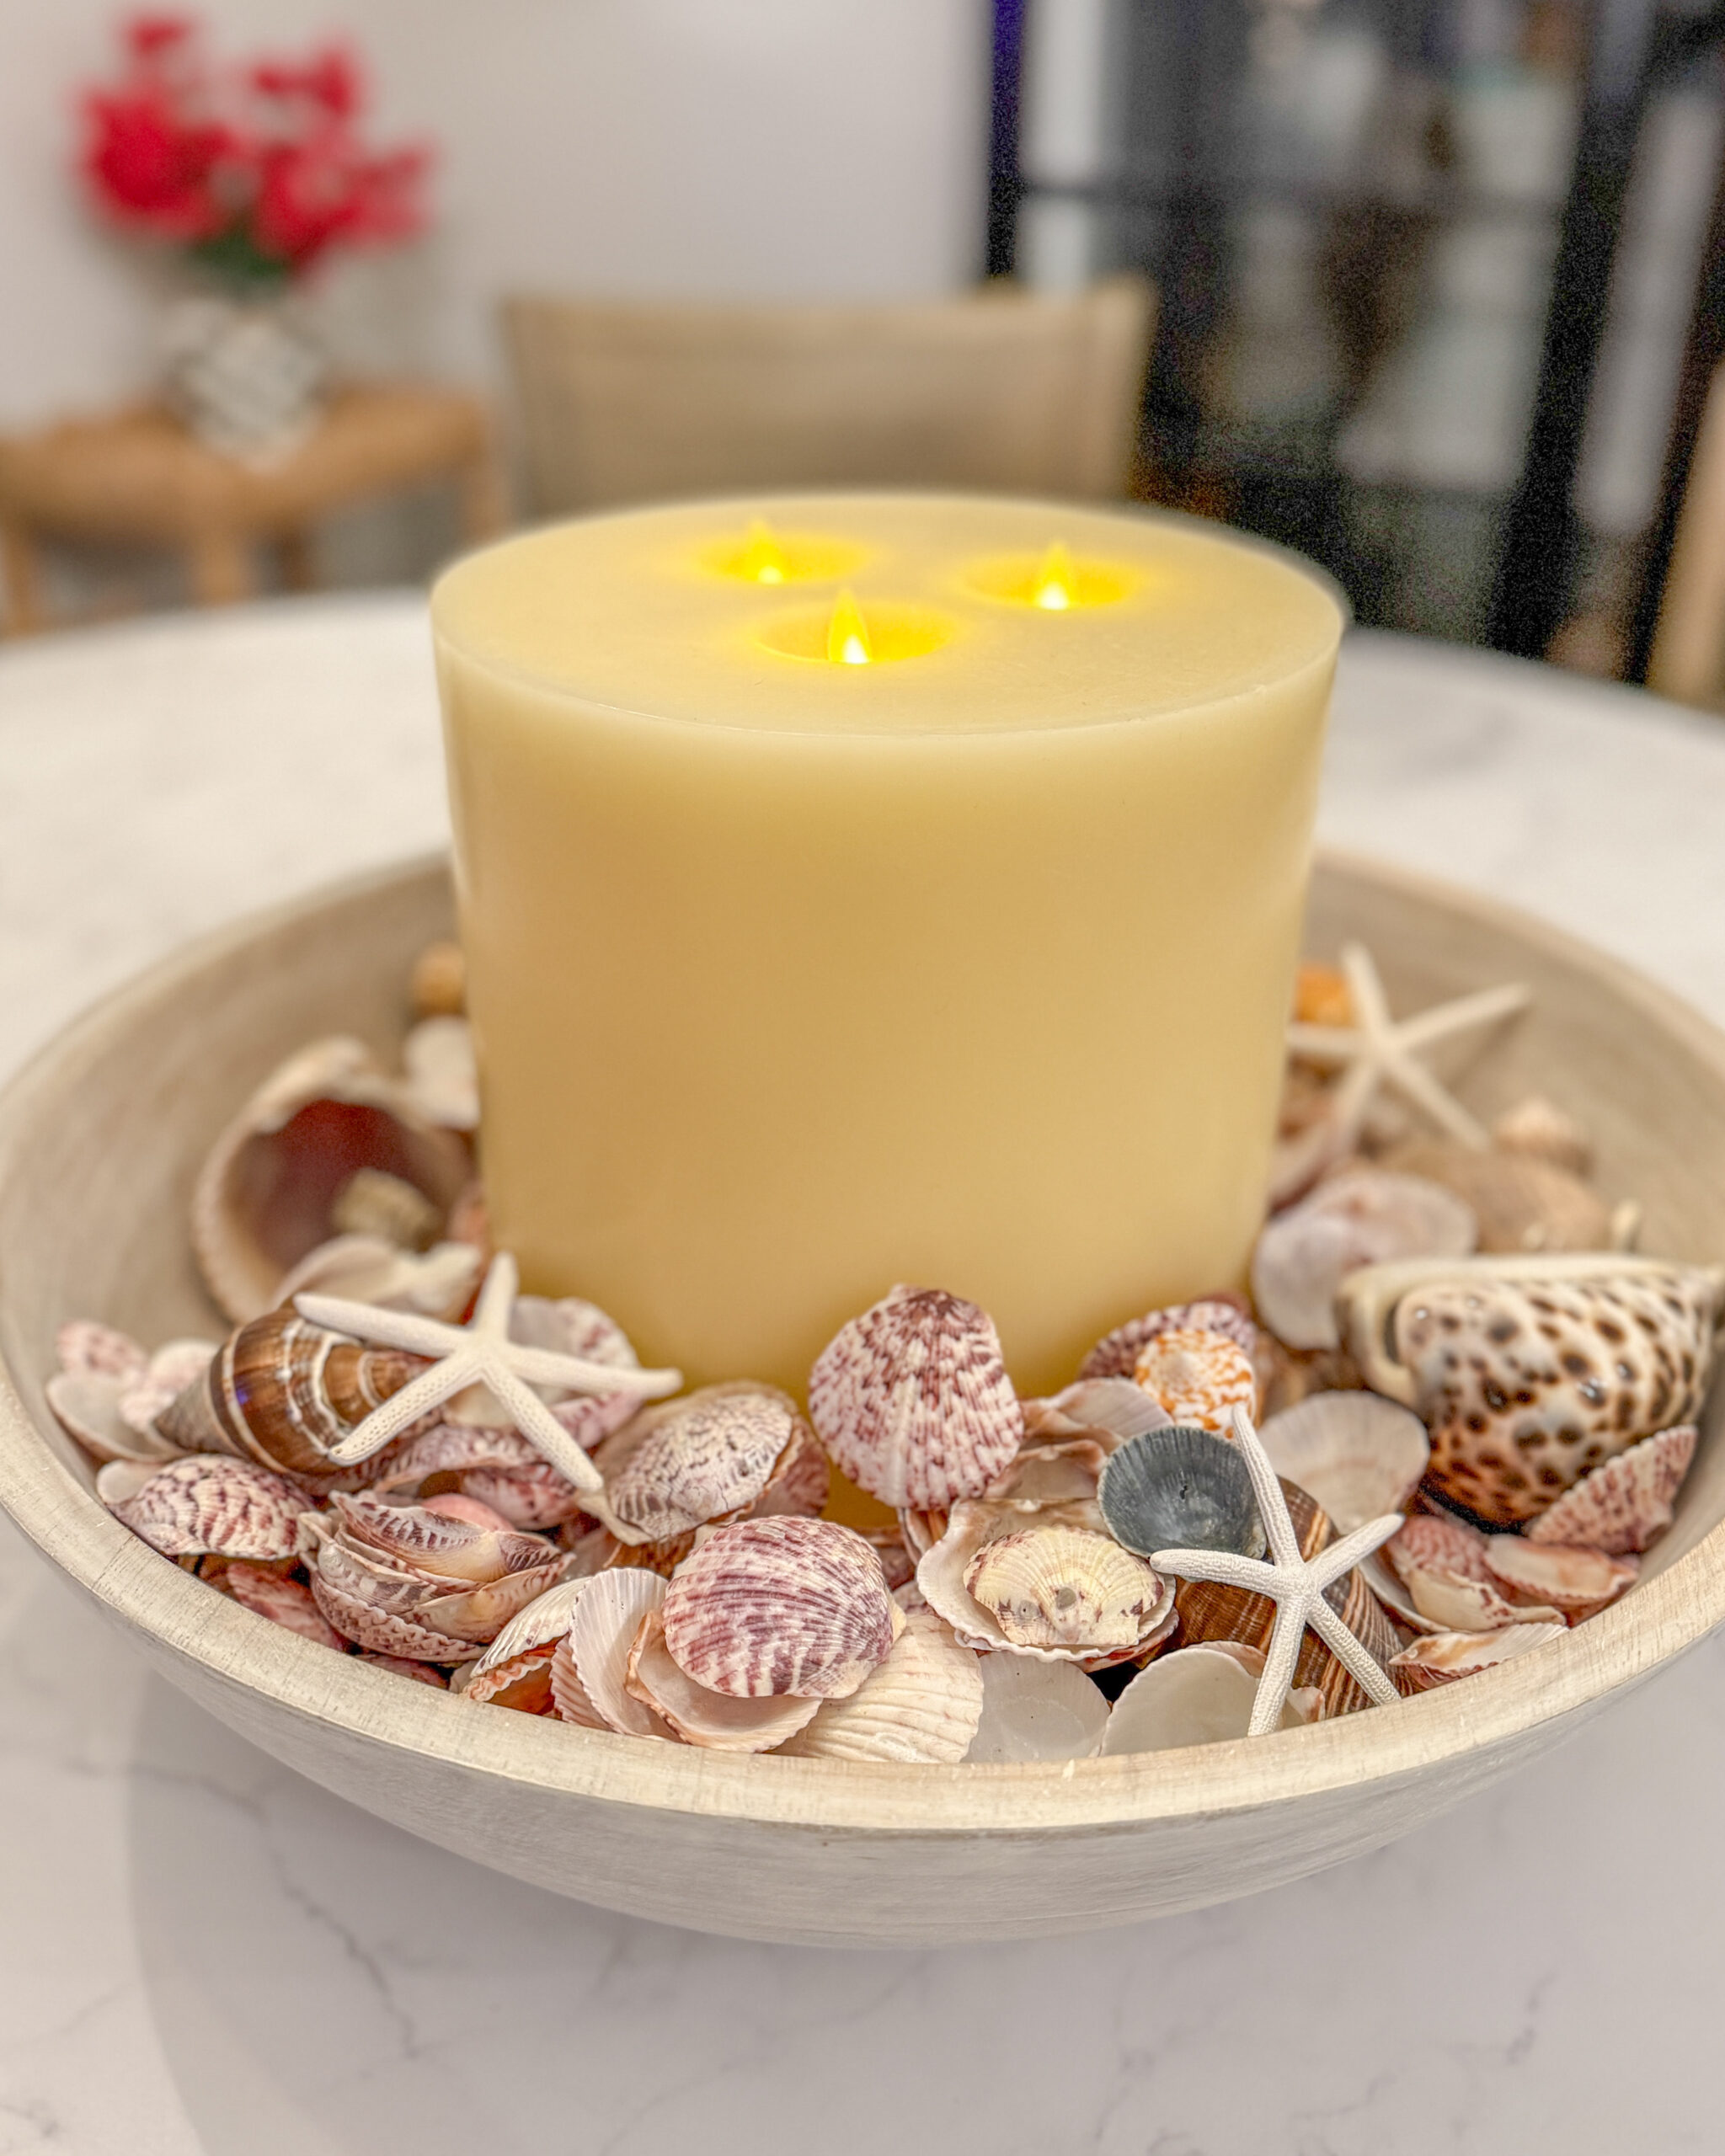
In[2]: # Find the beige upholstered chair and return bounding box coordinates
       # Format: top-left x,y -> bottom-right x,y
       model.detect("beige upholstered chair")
500,276 -> 1155,515
1649,360 -> 1725,709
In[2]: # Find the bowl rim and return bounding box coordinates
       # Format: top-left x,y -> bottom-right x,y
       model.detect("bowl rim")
1,845 -> 1722,1836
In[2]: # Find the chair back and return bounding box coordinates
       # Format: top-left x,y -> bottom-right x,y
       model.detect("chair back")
501,276 -> 1155,515
1649,359 -> 1725,708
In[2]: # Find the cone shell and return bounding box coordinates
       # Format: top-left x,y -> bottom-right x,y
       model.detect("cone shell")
1174,1481 -> 1402,1716
1080,1299 -> 1261,1384
808,1284 -> 1023,1509
1381,1137 -> 1611,1254
964,1524 -> 1165,1653
662,1515 -> 902,1700
1480,1536 -> 1637,1621
1525,1424 -> 1697,1554
191,1036 -> 473,1324
1258,1391 -> 1429,1534
627,1608 -> 820,1750
1102,1643 -> 1322,1754
1133,1327 -> 1258,1433
1252,1167 -> 1477,1350
1390,1621 -> 1566,1694
98,1454 -> 310,1561
780,1607 -> 985,1763
964,1652 -> 1110,1762
157,1309 -> 427,1481
1338,1254 -> 1725,1526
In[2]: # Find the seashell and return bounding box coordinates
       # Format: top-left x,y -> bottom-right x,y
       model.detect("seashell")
56,1320 -> 148,1384
1132,1326 -> 1259,1433
1390,1621 -> 1567,1694
1295,960 -> 1354,1027
864,1526 -> 917,1593
1395,1560 -> 1560,1632
808,1284 -> 1023,1509
222,1561 -> 348,1650
964,1652 -> 1111,1762
1097,1426 -> 1266,1561
358,1652 -> 449,1688
1258,1391 -> 1429,1534
191,1036 -> 473,1325
661,1515 -> 902,1699
1338,1253 -> 1725,1526
513,1295 -> 644,1454
116,1339 -> 219,1437
274,1234 -> 483,1323
548,1636 -> 608,1727
47,1370 -> 179,1465
780,1606 -> 985,1763
328,1166 -> 446,1251
567,1567 -> 672,1737
1380,1138 -> 1610,1255
1525,1424 -> 1697,1555
1252,1168 -> 1477,1351
402,1015 -> 479,1131
1359,1551 -> 1440,1635
1175,1480 -> 1402,1716
410,938 -> 466,1018
1079,1298 -> 1261,1384
1492,1094 -> 1592,1177
627,1607 -> 820,1750
328,1491 -> 552,1586
1256,1336 -> 1365,1420
919,1502 -> 1176,1668
156,1308 -> 427,1480
359,1420 -> 590,1529
99,1454 -> 310,1561
459,1643 -> 560,1710
1385,1510 -> 1493,1584
1480,1537 -> 1638,1622
595,1383 -> 816,1541
963,1525 -> 1165,1653
1046,1376 -> 1173,1443
1102,1643 -> 1322,1755
469,1576 -> 589,1681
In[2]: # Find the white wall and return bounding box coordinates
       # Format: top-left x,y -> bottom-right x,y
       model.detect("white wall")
0,0 -> 991,427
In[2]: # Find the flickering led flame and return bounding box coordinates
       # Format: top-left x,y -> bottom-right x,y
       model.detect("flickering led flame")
1032,542 -> 1076,611
740,520 -> 788,584
827,589 -> 873,665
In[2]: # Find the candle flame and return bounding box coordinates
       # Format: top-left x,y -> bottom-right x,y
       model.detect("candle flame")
740,519 -> 788,584
1032,542 -> 1076,611
826,589 -> 873,664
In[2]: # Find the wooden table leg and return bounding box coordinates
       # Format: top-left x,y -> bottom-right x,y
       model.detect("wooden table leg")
0,518 -> 46,635
187,528 -> 257,606
277,526 -> 317,592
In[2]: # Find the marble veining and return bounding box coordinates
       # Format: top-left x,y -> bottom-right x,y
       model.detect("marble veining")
3,598 -> 1725,2153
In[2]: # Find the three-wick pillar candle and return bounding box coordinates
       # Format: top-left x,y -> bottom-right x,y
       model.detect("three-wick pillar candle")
432,493 -> 1343,1397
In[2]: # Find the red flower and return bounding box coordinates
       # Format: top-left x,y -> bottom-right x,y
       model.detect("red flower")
83,87 -> 228,237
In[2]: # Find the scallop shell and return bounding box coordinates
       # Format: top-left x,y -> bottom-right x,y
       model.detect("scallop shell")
1492,1094 -> 1592,1177
47,1369 -> 182,1465
460,1644 -> 558,1711
1045,1377 -> 1174,1443
963,1652 -> 1111,1762
1252,1168 -> 1477,1351
328,1490 -> 553,1588
156,1309 -> 428,1480
780,1606 -> 985,1763
1337,1253 -> 1725,1526
274,1235 -> 484,1322
1525,1424 -> 1697,1555
116,1339 -> 219,1436
626,1608 -> 819,1751
1132,1327 -> 1259,1433
548,1636 -> 608,1727
464,1577 -> 592,1684
99,1454 -> 310,1561
1102,1643 -> 1322,1754
191,1036 -> 473,1324
1385,1510 -> 1493,1583
808,1284 -> 1023,1508
919,1502 -> 1176,1667
1394,1559 -> 1560,1631
1381,1138 -> 1611,1254
1097,1426 -> 1265,1560
1258,1391 -> 1430,1534
514,1295 -> 645,1454
1480,1537 -> 1638,1621
358,1421 -> 590,1528
222,1561 -> 348,1650
1389,1622 -> 1567,1694
56,1320 -> 149,1384
359,1652 -> 449,1689
567,1568 -> 671,1737
1079,1298 -> 1261,1383
963,1525 -> 1165,1653
594,1383 -> 815,1541
661,1515 -> 902,1700
1173,1480 -> 1402,1716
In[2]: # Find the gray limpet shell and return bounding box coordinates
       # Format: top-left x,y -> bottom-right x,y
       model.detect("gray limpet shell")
1097,1426 -> 1267,1562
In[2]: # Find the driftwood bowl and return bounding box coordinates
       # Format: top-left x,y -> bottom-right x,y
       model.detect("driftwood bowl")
1,852 -> 1722,1948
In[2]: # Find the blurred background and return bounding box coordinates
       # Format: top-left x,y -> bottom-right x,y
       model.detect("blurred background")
5,0 -> 1725,706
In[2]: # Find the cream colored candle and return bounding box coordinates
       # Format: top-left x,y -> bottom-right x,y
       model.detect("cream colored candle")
433,493 -> 1342,1399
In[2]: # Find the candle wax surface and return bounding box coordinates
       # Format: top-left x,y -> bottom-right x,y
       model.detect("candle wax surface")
434,493 -> 1342,1399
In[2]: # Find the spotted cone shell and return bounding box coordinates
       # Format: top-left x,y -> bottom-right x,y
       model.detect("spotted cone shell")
661,1514 -> 902,1699
1339,1257 -> 1724,1527
809,1285 -> 1023,1509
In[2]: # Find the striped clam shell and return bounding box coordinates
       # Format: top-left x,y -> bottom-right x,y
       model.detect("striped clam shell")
97,1454 -> 310,1561
661,1515 -> 902,1700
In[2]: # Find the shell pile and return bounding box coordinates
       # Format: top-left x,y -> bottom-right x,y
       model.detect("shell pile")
50,937 -> 1724,1762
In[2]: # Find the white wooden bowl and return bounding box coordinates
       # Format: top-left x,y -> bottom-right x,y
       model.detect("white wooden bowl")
0,852 -> 1721,1948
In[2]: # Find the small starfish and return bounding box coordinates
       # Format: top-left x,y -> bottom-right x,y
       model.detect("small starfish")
1152,1406 -> 1403,1736
295,1252 -> 680,1541
1287,941 -> 1530,1156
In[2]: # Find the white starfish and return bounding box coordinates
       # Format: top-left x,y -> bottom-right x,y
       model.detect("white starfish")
294,1252 -> 680,1541
1288,941 -> 1530,1155
1152,1406 -> 1403,1737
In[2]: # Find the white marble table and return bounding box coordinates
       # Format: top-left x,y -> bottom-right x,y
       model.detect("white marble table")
3,599 -> 1724,2153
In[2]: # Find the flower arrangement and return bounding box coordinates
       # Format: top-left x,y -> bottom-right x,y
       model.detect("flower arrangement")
80,13 -> 432,291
